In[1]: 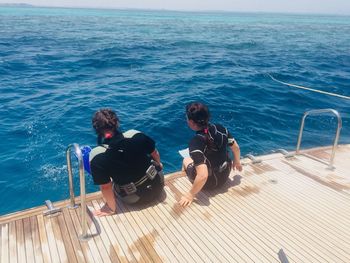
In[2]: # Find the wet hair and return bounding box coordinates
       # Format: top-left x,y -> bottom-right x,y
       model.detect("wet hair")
186,102 -> 219,150
185,102 -> 210,128
92,108 -> 120,138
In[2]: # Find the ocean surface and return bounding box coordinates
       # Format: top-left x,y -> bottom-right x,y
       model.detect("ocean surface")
0,7 -> 349,215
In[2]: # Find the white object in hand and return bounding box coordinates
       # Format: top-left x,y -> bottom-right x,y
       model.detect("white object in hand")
178,148 -> 190,158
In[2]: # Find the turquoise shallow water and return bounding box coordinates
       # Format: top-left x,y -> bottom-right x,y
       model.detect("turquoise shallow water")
0,7 -> 349,215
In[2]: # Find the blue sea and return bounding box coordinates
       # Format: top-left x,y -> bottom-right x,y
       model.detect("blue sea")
0,7 -> 349,215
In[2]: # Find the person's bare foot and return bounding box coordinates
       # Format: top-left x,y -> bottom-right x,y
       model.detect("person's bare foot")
93,203 -> 115,217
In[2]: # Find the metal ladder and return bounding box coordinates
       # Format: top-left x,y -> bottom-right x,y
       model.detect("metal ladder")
66,143 -> 89,241
295,109 -> 342,170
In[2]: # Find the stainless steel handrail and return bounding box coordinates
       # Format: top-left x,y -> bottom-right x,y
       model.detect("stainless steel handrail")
66,144 -> 79,209
66,143 -> 89,241
245,154 -> 262,164
296,109 -> 342,169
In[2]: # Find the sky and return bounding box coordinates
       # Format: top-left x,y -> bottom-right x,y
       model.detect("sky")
1,0 -> 350,15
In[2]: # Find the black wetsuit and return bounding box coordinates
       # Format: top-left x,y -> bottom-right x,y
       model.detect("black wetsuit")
186,123 -> 234,189
90,130 -> 164,204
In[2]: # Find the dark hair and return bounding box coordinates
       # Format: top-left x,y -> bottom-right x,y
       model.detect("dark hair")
92,108 -> 120,137
185,102 -> 210,128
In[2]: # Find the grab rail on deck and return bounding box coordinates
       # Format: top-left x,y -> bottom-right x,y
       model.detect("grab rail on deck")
295,109 -> 342,170
275,149 -> 294,158
245,154 -> 262,164
66,143 -> 89,241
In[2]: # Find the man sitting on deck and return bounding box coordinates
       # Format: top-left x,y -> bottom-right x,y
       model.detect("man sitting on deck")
180,102 -> 243,207
89,108 -> 164,216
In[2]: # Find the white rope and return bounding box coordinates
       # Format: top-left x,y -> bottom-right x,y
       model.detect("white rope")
267,73 -> 350,100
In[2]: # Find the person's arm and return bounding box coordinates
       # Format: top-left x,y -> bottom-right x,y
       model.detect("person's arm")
93,182 -> 117,216
150,148 -> 163,170
139,133 -> 163,170
179,163 -> 208,207
230,139 -> 243,171
90,147 -> 116,216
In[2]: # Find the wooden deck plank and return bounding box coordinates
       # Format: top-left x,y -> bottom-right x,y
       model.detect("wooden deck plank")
174,178 -> 290,262
167,180 -> 246,262
117,201 -> 163,262
140,192 -> 203,262
261,158 -> 350,220
241,170 -> 350,253
166,181 -> 243,263
174,178 -> 281,263
184,170 -> 323,263
258,159 -> 350,228
37,215 -> 52,263
56,214 -> 78,263
216,181 -> 328,263
149,189 -> 210,262
252,187 -> 350,261
29,216 -> 44,263
89,200 -> 122,263
333,146 -> 350,171
42,216 -> 61,263
252,163 -> 350,251
95,199 -> 143,262
119,200 -> 178,263
1,223 -> 9,263
8,222 -> 18,263
61,208 -> 92,263
69,208 -> 101,263
86,204 -> 115,263
240,163 -> 350,262
96,199 -> 150,263
8,221 -> 17,263
163,183 -> 230,263
245,159 -> 350,216
229,173 -> 340,261
285,156 -> 350,195
306,145 -> 350,173
51,216 -> 69,263
67,209 -> 96,263
200,184 -> 304,263
23,218 -> 35,263
292,154 -> 350,184
134,198 -> 191,262
74,203 -> 113,263
299,148 -> 349,174
15,220 -> 26,263
196,181 -> 282,263
112,199 -> 153,263
95,199 -> 136,262
231,184 -> 336,262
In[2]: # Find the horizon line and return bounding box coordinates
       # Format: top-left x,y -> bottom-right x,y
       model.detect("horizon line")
1,3 -> 350,16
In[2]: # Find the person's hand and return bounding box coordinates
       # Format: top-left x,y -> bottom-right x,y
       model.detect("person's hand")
178,192 -> 194,207
233,161 -> 243,172
93,203 -> 115,217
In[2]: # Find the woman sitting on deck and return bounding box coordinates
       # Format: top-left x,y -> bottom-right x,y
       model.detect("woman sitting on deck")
180,102 -> 242,207
89,108 -> 164,216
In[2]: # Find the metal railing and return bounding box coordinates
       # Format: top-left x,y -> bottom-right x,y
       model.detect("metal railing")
245,154 -> 262,164
296,109 -> 342,169
66,143 -> 89,241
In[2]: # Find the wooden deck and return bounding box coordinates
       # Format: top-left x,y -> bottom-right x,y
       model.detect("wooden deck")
1,144 -> 350,263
